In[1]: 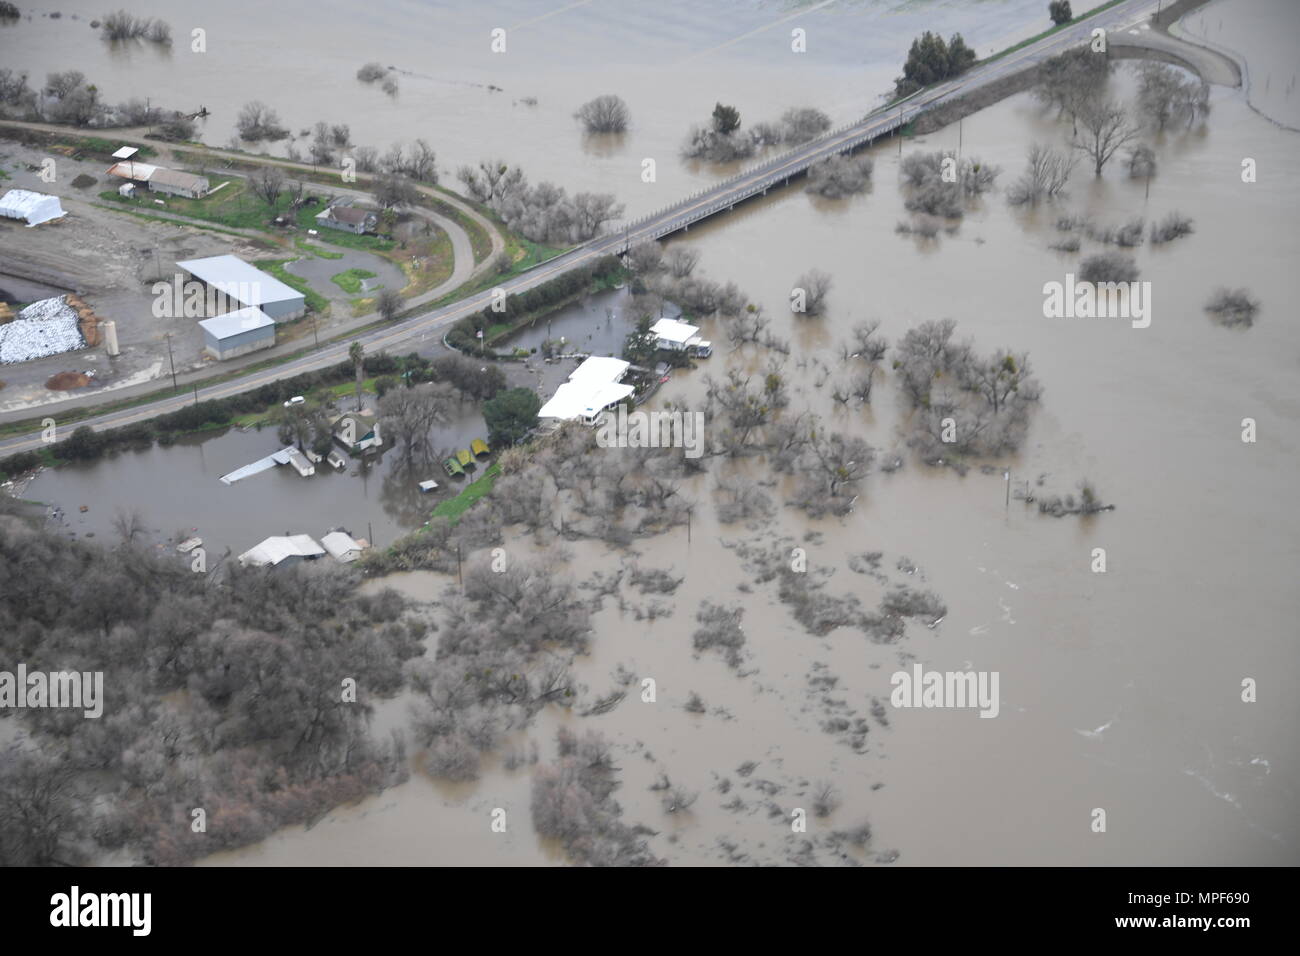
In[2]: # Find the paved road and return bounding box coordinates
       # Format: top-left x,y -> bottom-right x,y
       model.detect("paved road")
0,0 -> 1164,458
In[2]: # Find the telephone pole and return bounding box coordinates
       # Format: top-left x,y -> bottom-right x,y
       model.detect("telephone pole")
165,332 -> 178,391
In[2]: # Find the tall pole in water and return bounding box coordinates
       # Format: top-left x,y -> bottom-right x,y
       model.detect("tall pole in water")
1005,469 -> 1011,511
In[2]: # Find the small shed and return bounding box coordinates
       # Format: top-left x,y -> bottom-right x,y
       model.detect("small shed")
0,189 -> 66,227
321,531 -> 365,563
198,307 -> 276,360
147,167 -> 211,199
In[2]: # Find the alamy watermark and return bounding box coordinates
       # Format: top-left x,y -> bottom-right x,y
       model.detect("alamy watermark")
594,405 -> 705,459
1043,274 -> 1151,329
890,664 -> 1000,718
152,275 -> 262,318
0,664 -> 103,718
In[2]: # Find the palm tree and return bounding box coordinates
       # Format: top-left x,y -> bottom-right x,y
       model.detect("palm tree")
349,340 -> 365,411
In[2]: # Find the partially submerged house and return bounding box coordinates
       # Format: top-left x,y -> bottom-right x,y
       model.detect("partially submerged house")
197,306 -> 276,360
650,317 -> 712,357
537,356 -> 635,426
331,411 -> 383,452
321,531 -> 365,563
176,255 -> 306,322
238,534 -> 325,568
315,202 -> 378,235
0,189 -> 66,227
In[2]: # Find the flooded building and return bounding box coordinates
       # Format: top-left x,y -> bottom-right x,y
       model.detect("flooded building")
237,534 -> 325,568
537,356 -> 634,426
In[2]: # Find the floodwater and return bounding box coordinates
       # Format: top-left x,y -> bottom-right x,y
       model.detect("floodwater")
10,1 -> 1300,866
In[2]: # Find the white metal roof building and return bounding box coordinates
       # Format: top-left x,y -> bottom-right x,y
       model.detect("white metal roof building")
238,534 -> 326,568
538,356 -> 635,425
197,307 -> 276,360
321,531 -> 365,563
0,189 -> 66,227
650,318 -> 712,356
176,255 -> 306,321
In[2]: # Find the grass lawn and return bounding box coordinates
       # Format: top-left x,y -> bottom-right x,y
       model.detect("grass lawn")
253,258 -> 331,314
295,237 -> 344,259
431,462 -> 501,523
331,268 -> 378,294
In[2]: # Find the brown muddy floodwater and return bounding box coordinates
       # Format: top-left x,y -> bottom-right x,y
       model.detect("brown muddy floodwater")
8,1 -> 1298,866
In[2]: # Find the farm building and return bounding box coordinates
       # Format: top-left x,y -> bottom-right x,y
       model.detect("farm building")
0,189 -> 66,227
175,255 -> 306,321
238,534 -> 326,568
197,307 -> 276,361
538,356 -> 634,425
105,160 -> 210,199
316,203 -> 378,235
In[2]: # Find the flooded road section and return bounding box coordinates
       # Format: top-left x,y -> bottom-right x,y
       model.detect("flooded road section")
8,2 -> 1298,865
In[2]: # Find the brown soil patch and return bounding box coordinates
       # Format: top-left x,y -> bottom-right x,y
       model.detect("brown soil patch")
45,370 -> 92,390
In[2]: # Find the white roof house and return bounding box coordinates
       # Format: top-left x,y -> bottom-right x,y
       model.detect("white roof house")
650,318 -> 711,356
175,255 -> 306,320
197,306 -> 275,339
238,534 -> 326,568
321,531 -> 365,563
0,189 -> 66,227
538,356 -> 634,424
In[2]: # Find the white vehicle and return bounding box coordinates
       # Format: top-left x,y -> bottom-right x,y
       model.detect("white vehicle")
283,396 -> 306,407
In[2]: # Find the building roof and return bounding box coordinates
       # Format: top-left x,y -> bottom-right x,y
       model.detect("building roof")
538,380 -> 635,421
238,534 -> 325,567
317,204 -> 374,225
0,189 -> 65,226
149,167 -> 209,191
650,318 -> 700,345
175,255 -> 305,308
106,161 -> 160,181
567,356 -> 629,385
111,146 -> 138,159
197,307 -> 275,340
321,531 -> 364,561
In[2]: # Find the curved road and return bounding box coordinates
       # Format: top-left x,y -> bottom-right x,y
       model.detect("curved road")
0,0 -> 1166,458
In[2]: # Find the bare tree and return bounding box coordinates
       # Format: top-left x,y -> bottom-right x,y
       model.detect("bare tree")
378,382 -> 456,459
793,269 -> 832,317
235,100 -> 287,141
665,246 -> 701,279
375,173 -> 419,211
249,166 -> 285,207
1006,144 -> 1077,205
377,288 -> 403,323
575,94 -> 630,133
1074,100 -> 1139,176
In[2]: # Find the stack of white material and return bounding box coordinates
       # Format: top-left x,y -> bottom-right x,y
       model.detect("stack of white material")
0,189 -> 66,226
0,296 -> 85,364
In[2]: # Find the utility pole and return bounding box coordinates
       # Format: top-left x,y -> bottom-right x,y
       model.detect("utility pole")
192,383 -> 198,405
456,543 -> 462,588
1005,469 -> 1011,511
165,332 -> 178,391
958,117 -> 963,158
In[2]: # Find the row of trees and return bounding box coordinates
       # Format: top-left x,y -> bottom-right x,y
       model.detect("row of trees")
457,160 -> 623,245
682,104 -> 833,163
0,69 -> 193,139
894,31 -> 977,98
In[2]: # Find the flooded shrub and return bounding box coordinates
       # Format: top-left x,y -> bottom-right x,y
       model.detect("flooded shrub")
1127,144 -> 1157,179
425,733 -> 481,782
684,692 -> 706,714
805,154 -> 874,198
693,601 -> 746,668
1150,212 -> 1193,244
1204,287 -> 1259,327
1086,217 -> 1145,247
1078,251 -> 1139,283
356,62 -> 387,83
1006,144 -> 1077,205
235,100 -> 289,142
792,269 -> 832,317
575,94 -> 630,133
